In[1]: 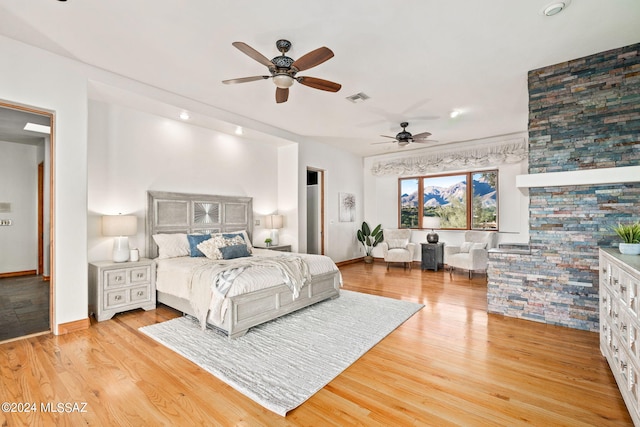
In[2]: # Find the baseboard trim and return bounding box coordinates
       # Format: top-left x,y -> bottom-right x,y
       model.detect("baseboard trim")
0,270 -> 37,279
335,257 -> 365,267
57,318 -> 90,335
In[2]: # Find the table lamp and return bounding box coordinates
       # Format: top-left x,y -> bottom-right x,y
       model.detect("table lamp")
264,214 -> 283,246
102,214 -> 138,262
424,216 -> 441,243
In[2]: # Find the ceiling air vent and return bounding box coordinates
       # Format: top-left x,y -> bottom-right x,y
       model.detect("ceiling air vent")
345,92 -> 370,103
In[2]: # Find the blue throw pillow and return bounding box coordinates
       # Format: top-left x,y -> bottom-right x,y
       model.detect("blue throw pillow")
187,234 -> 211,257
219,244 -> 251,260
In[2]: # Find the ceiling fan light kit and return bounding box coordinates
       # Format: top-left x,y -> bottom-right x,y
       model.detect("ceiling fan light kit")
222,39 -> 341,103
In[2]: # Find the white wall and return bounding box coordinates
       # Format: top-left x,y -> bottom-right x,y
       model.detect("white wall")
297,140 -> 364,262
87,100 -> 281,261
0,141 -> 37,273
0,35 -> 89,333
363,139 -> 530,259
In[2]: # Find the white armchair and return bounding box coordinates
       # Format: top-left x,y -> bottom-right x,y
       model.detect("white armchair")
445,231 -> 498,278
380,229 -> 417,270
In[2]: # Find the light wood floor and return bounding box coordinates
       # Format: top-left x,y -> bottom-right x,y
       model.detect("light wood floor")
0,262 -> 632,426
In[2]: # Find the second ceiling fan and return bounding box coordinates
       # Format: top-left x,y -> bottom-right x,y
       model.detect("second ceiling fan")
374,122 -> 437,147
222,39 -> 342,103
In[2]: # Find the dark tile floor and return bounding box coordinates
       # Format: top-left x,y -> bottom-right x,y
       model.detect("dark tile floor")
0,275 -> 50,341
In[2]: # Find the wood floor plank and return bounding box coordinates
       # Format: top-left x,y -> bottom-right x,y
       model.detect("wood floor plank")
0,262 -> 633,425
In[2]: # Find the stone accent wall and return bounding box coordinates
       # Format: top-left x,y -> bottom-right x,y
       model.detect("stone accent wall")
488,43 -> 640,332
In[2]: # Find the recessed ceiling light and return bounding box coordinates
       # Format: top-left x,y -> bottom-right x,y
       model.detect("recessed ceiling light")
542,0 -> 570,16
450,110 -> 460,118
24,123 -> 51,134
179,111 -> 190,120
235,126 -> 243,135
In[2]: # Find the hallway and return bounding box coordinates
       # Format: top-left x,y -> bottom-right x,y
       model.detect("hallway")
0,275 -> 49,341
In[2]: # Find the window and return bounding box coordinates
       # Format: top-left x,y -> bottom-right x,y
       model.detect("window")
399,170 -> 498,230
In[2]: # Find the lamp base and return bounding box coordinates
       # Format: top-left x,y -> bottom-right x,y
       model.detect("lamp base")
426,231 -> 439,244
112,236 -> 130,262
270,229 -> 280,246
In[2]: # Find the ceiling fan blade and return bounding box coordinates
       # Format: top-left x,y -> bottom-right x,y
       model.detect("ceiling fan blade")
297,77 -> 341,92
380,135 -> 397,139
222,76 -> 270,84
232,42 -> 273,68
412,131 -> 433,140
371,141 -> 394,145
413,140 -> 439,144
276,87 -> 289,103
292,47 -> 334,71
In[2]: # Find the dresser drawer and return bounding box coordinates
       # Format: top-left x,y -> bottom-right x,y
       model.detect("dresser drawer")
130,285 -> 150,303
129,267 -> 150,284
105,289 -> 128,309
104,269 -> 128,288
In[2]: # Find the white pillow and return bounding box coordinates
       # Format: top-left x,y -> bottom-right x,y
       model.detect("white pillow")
152,233 -> 190,259
387,238 -> 409,249
460,241 -> 487,253
459,241 -> 473,253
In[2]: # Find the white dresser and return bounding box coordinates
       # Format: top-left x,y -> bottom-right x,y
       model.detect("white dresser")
600,248 -> 640,426
89,258 -> 156,321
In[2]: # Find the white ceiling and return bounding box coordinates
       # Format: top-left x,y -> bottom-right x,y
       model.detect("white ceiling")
1,0 -> 639,157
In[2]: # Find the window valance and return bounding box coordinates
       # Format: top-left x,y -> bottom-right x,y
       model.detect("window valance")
370,137 -> 527,177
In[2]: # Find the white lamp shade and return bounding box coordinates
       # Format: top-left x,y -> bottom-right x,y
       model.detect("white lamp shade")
423,216 -> 441,230
264,214 -> 283,229
102,215 -> 138,236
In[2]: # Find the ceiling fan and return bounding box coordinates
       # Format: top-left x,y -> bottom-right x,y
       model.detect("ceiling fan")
373,122 -> 436,147
222,39 -> 342,104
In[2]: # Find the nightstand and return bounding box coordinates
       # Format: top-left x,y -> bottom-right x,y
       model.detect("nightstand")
421,242 -> 444,271
254,244 -> 292,252
88,258 -> 156,321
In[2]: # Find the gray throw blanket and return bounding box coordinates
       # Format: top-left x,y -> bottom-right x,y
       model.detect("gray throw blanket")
188,255 -> 311,329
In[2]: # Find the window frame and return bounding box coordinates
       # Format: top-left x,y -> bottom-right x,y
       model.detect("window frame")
398,170 -> 499,231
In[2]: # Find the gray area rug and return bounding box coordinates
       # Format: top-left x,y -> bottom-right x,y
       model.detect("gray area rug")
139,290 -> 423,416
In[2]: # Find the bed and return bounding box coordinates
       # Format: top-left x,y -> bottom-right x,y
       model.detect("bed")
146,191 -> 341,338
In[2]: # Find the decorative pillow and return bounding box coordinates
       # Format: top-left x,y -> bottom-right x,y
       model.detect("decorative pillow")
459,241 -> 473,253
152,233 -> 190,259
387,238 -> 409,249
197,234 -> 246,260
219,244 -> 251,260
187,234 -> 211,257
471,242 -> 487,251
460,241 -> 488,253
222,230 -> 253,252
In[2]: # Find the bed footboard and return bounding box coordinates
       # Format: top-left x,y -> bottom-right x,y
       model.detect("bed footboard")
157,270 -> 340,338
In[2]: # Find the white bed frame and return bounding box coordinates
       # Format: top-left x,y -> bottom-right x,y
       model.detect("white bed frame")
146,191 -> 340,338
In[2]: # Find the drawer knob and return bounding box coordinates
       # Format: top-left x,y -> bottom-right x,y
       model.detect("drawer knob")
116,276 -> 122,281
137,273 -> 144,278
137,291 -> 144,296
115,295 -> 122,301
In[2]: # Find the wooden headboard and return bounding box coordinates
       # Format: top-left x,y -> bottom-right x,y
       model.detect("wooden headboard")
146,191 -> 253,258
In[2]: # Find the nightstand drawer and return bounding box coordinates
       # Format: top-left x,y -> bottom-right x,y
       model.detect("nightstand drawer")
104,270 -> 128,288
129,267 -> 150,284
130,285 -> 150,303
105,289 -> 128,309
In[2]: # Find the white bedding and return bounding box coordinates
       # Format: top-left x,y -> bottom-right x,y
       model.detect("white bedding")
155,249 -> 340,326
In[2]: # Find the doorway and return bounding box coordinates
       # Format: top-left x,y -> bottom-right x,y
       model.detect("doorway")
306,168 -> 325,255
0,101 -> 54,342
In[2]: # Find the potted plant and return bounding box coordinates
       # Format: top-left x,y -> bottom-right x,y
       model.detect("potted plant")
264,237 -> 272,248
613,222 -> 640,255
357,221 -> 383,264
